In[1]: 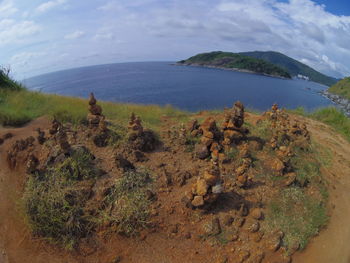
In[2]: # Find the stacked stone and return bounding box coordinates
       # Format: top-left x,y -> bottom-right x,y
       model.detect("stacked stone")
128,113 -> 144,138
190,162 -> 223,208
222,101 -> 246,146
56,126 -> 71,154
195,117 -> 222,160
178,123 -> 187,145
235,143 -> 253,187
127,113 -> 157,152
187,119 -> 200,136
36,128 -> 46,145
49,118 -> 61,136
87,93 -> 106,130
7,137 -> 35,169
26,154 -> 39,174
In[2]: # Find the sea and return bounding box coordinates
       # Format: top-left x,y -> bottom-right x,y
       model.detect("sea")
24,62 -> 333,112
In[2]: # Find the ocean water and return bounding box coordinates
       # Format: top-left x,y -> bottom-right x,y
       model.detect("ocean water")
24,62 -> 332,112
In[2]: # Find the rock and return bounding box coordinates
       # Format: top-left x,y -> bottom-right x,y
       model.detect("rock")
36,128 -> 46,145
268,236 -> 281,252
238,250 -> 250,263
239,204 -> 249,217
222,214 -> 234,226
3,133 -> 13,140
247,220 -> 260,233
234,217 -> 245,228
215,255 -> 228,263
251,208 -> 263,220
212,183 -> 223,194
195,144 -> 210,159
26,154 -> 39,174
115,154 -> 135,171
249,251 -> 265,263
112,255 -> 122,263
203,170 -> 219,186
56,127 -> 71,154
196,178 -> 208,196
284,172 -> 296,186
269,157 -> 285,176
202,217 -> 221,236
191,195 -> 204,207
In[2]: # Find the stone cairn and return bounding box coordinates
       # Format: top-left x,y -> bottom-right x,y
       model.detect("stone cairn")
190,161 -> 223,208
87,93 -> 106,130
195,117 -> 222,160
222,101 -> 246,146
7,136 -> 35,169
49,118 -> 61,136
187,119 -> 200,137
263,104 -> 311,184
36,128 -> 46,145
235,142 -> 253,187
128,113 -> 143,138
127,113 -> 157,152
56,126 -> 71,155
26,154 -> 39,174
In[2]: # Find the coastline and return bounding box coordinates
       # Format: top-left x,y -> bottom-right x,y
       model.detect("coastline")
174,62 -> 290,80
320,90 -> 350,117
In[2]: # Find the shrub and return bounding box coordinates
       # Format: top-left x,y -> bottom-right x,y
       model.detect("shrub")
23,147 -> 100,249
103,169 -> 154,236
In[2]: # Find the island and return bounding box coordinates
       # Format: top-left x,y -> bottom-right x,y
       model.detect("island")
178,51 -> 292,79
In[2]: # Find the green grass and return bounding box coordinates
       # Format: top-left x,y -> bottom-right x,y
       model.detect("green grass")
265,187 -> 328,253
0,68 -> 25,91
102,169 -> 154,236
0,89 -> 188,129
23,147 -> 100,249
328,77 -> 350,100
289,106 -> 350,142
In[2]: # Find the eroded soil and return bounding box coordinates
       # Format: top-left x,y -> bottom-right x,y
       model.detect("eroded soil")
0,112 -> 350,263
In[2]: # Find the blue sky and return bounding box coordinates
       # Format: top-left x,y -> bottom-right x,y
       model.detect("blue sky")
1,0 -> 350,79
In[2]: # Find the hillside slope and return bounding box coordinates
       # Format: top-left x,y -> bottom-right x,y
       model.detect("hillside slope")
178,51 -> 292,79
328,77 -> 350,100
239,51 -> 338,87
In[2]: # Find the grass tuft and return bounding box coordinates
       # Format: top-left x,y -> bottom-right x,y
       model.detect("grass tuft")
265,187 -> 328,252
102,169 -> 154,236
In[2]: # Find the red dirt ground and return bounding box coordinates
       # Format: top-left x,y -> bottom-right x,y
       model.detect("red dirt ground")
1,113 -> 350,263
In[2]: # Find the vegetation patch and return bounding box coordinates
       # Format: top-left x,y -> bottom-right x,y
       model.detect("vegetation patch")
23,148 -> 100,249
328,77 -> 350,100
102,169 -> 154,236
265,187 -> 328,252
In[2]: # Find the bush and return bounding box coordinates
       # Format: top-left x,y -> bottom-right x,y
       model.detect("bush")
23,147 -> 100,249
103,169 -> 154,236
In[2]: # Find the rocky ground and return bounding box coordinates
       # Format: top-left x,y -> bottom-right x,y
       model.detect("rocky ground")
320,90 -> 350,117
0,95 -> 349,263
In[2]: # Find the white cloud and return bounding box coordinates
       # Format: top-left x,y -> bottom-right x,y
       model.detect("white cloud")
10,51 -> 46,67
0,0 -> 18,18
0,19 -> 41,45
64,30 -> 85,39
94,32 -> 115,40
36,0 -> 67,14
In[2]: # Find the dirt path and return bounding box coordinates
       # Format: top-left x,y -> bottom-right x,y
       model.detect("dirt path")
293,116 -> 350,263
1,115 -> 350,263
0,118 -> 80,263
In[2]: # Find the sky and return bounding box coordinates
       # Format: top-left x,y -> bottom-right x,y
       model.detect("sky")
1,0 -> 350,79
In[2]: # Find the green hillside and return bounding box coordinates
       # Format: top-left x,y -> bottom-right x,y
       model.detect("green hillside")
328,77 -> 350,100
178,51 -> 291,79
0,68 -> 23,91
239,51 -> 337,87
